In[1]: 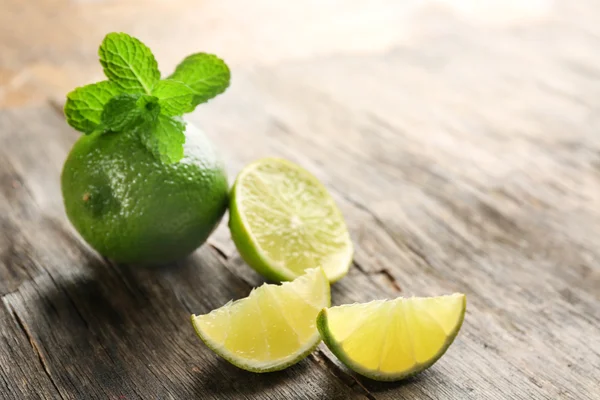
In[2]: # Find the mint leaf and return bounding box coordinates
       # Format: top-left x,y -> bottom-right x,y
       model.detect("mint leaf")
65,32 -> 232,164
168,53 -> 230,107
151,79 -> 194,116
99,32 -> 160,94
101,94 -> 141,132
139,115 -> 186,163
64,81 -> 122,133
101,94 -> 160,133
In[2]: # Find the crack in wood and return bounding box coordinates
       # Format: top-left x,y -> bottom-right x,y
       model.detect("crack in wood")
6,303 -> 66,400
353,261 -> 402,292
375,268 -> 402,292
310,350 -> 377,400
352,260 -> 368,274
207,241 -> 229,261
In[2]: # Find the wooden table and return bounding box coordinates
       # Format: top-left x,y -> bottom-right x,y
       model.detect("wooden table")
1,1 -> 599,399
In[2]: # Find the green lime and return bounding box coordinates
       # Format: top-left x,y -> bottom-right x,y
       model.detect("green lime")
229,158 -> 353,282
192,268 -> 330,372
61,123 -> 228,265
317,294 -> 466,381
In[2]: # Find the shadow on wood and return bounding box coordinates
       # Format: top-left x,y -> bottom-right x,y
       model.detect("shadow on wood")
194,356 -> 305,396
359,370 -> 430,393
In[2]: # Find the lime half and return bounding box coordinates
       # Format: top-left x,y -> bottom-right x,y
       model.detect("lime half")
229,158 -> 353,282
317,293 -> 466,381
191,268 -> 330,372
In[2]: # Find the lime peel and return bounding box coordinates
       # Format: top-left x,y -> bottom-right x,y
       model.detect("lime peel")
317,293 -> 466,381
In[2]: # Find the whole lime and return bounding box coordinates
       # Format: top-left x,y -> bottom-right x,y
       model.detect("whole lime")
61,122 -> 229,265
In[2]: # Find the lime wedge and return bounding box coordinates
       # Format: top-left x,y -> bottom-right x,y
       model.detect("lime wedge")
229,158 -> 353,282
317,293 -> 466,381
191,268 -> 330,372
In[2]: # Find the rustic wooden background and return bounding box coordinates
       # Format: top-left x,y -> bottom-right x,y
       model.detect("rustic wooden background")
1,0 -> 599,399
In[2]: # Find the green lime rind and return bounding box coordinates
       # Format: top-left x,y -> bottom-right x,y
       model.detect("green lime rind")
191,268 -> 331,373
316,295 -> 467,382
228,181 -> 293,282
228,157 -> 353,283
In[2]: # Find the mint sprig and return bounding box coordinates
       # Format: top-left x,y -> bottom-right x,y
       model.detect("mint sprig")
64,32 -> 230,164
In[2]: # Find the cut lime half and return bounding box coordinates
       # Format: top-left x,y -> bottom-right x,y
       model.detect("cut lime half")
229,158 -> 353,282
192,268 -> 331,372
317,293 -> 466,381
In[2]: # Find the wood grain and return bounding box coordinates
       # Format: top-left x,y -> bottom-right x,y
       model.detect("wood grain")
1,0 -> 600,399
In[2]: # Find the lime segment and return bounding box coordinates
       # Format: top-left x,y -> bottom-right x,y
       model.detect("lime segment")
191,268 -> 330,372
317,293 -> 466,381
229,158 -> 353,282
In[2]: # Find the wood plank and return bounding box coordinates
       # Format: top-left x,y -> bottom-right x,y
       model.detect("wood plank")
1,0 -> 600,398
0,106 -> 363,400
187,36 -> 600,397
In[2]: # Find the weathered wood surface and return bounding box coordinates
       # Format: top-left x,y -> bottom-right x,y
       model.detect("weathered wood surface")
1,0 -> 600,399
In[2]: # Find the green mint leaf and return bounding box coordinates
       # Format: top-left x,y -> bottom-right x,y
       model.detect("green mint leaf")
151,79 -> 195,116
64,81 -> 122,133
65,32 -> 231,164
101,94 -> 160,133
168,53 -> 230,107
139,114 -> 186,164
99,32 -> 160,94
